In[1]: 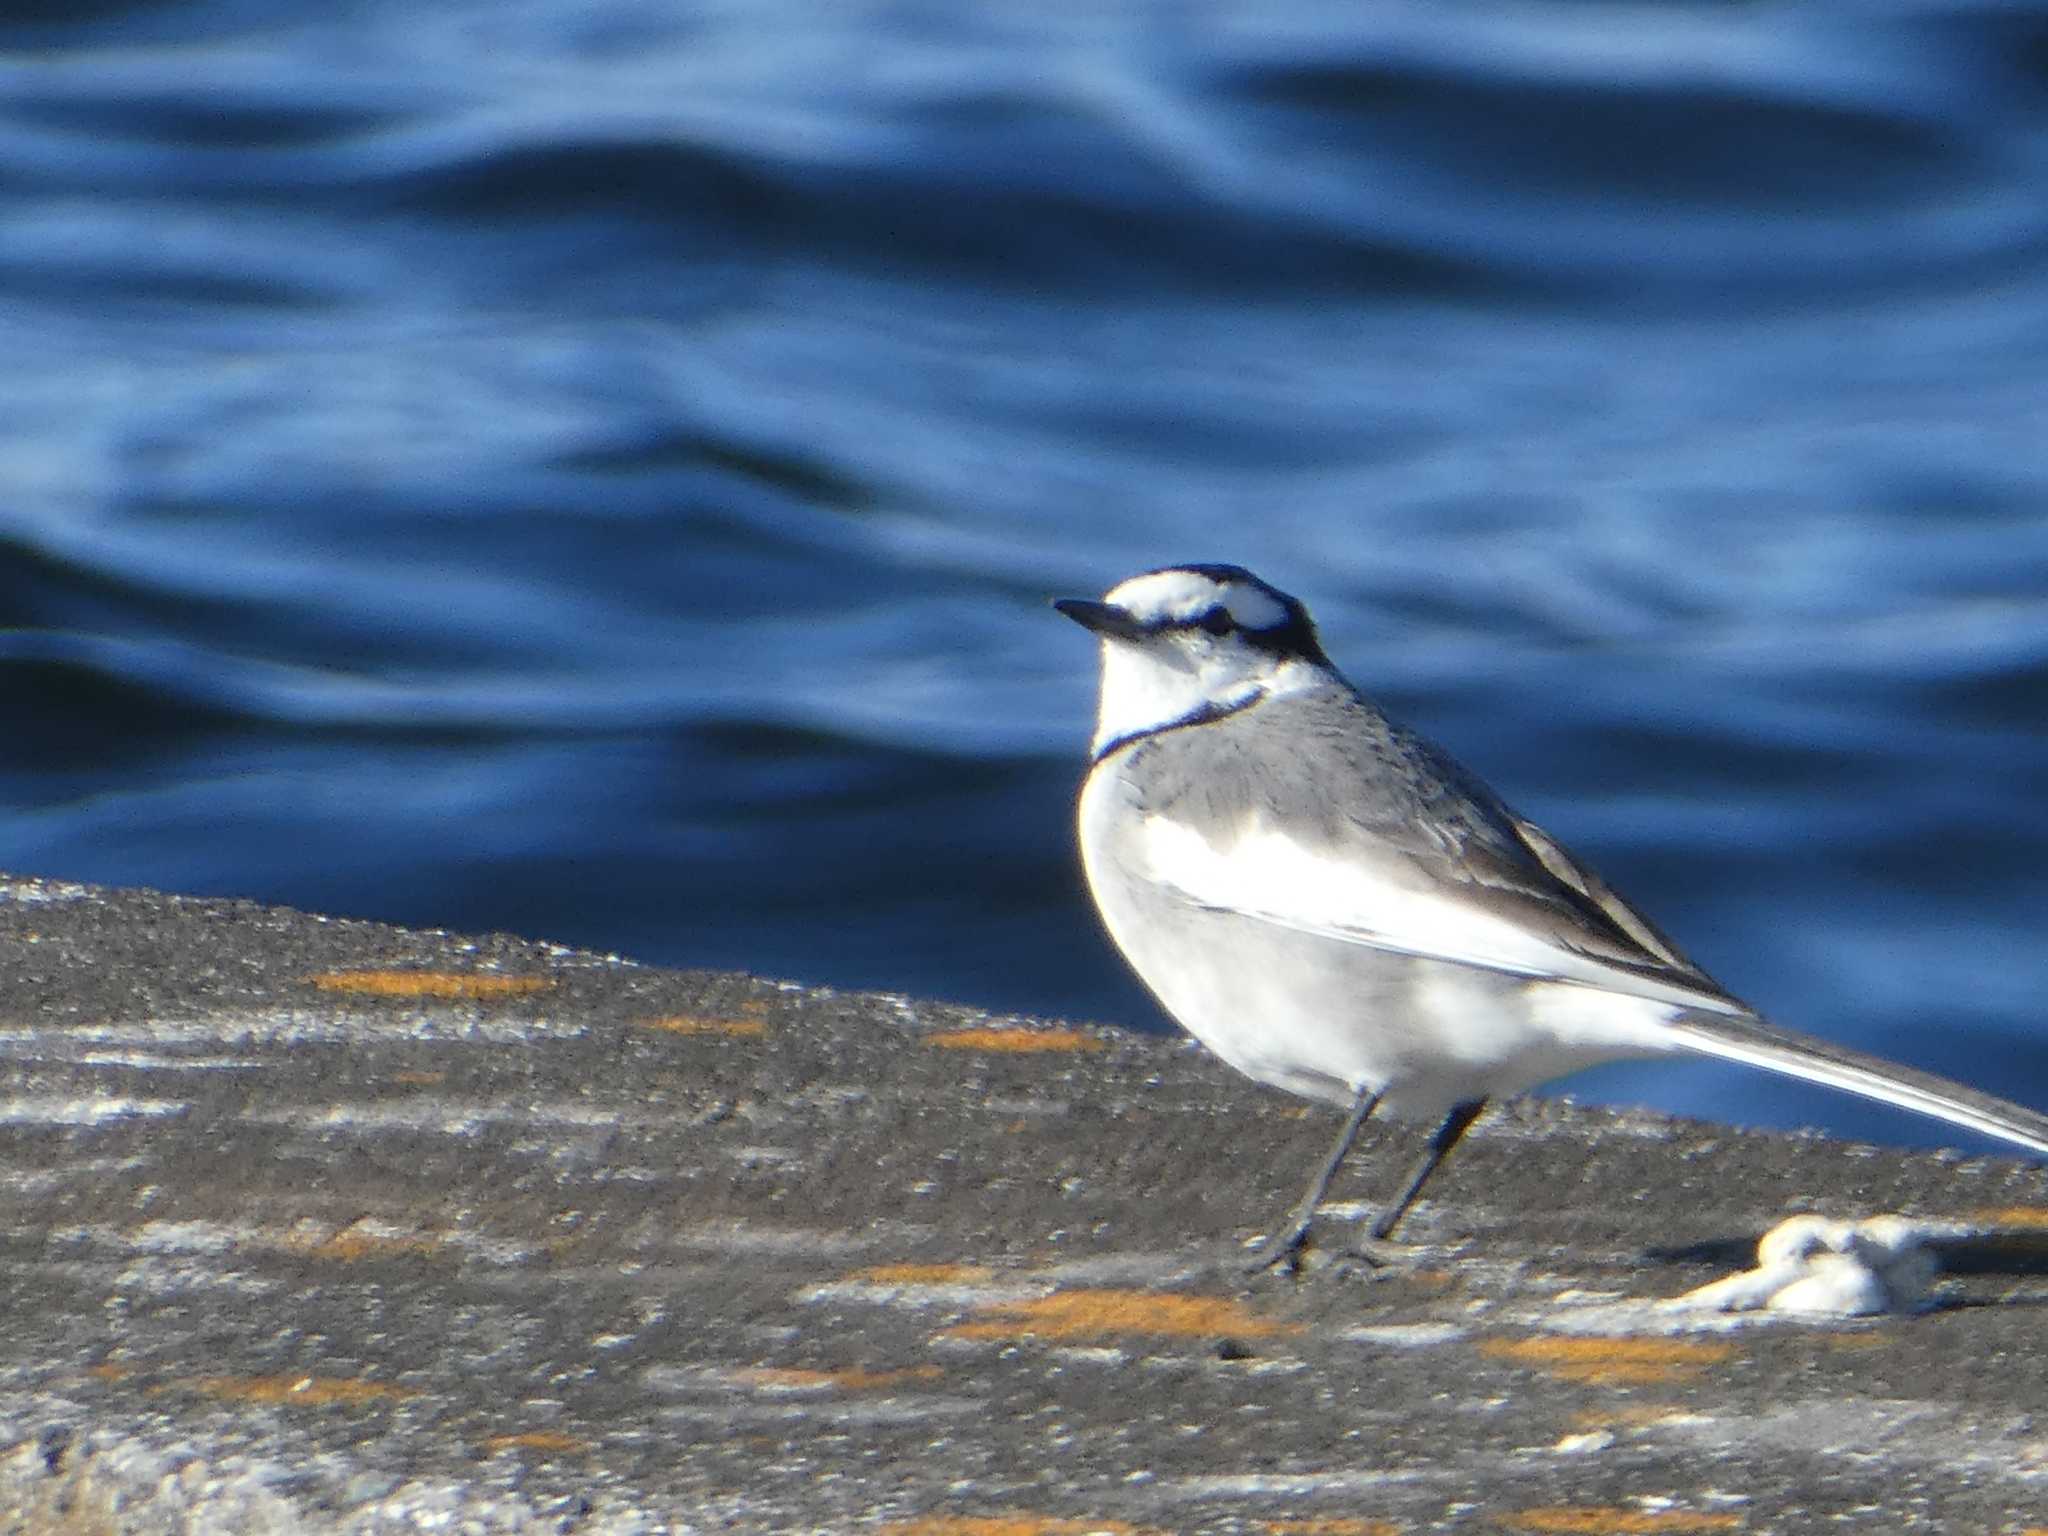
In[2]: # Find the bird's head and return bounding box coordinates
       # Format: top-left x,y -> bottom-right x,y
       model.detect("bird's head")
1056,563 -> 1330,757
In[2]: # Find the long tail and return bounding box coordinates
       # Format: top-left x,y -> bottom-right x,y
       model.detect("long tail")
1666,1009 -> 2048,1156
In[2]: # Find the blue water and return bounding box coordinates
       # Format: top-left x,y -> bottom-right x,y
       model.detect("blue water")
5,0 -> 2048,1152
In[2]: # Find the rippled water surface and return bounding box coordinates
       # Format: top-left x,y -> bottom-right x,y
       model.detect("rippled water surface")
6,0 -> 2048,1148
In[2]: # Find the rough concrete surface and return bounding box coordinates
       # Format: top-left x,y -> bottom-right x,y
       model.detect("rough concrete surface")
2,873 -> 2046,1534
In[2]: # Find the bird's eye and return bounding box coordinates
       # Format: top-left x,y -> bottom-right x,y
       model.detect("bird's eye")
1199,607 -> 1234,636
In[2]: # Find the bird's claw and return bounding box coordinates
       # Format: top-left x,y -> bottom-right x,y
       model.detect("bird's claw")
1240,1221 -> 1314,1277
1326,1234 -> 1420,1270
1241,1224 -> 1423,1279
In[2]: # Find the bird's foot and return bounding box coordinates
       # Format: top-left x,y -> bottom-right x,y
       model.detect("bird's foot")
1239,1218 -> 1316,1277
1325,1234 -> 1422,1271
1241,1225 -> 1425,1280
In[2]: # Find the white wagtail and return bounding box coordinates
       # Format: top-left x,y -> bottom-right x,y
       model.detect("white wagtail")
1056,563 -> 2048,1271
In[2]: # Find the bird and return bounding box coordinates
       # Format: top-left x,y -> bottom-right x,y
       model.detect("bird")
1055,562 -> 2048,1272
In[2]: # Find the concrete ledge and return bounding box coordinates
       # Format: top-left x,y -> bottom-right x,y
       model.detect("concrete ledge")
3,874 -> 2046,1533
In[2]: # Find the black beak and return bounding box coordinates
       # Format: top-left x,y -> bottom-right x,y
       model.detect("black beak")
1053,597 -> 1149,642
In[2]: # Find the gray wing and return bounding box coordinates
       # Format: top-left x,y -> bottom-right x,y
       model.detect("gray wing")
1124,683 -> 1753,1015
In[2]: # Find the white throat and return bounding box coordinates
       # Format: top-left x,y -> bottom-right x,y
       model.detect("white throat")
1089,644 -> 1321,757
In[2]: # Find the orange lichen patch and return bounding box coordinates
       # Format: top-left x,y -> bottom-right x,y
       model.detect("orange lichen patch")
924,1027 -> 1106,1054
1264,1520 -> 1403,1535
1477,1337 -> 1733,1387
850,1263 -> 1000,1285
390,1069 -> 446,1086
307,970 -> 550,999
85,1363 -> 133,1382
943,1288 -> 1301,1343
882,1522 -> 1129,1536
481,1431 -> 588,1454
165,1374 -> 418,1407
1496,1509 -> 1741,1533
279,1225 -> 449,1264
640,1013 -> 768,1037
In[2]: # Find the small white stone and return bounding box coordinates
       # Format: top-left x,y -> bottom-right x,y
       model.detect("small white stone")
1681,1213 -> 1941,1318
1768,1255 -> 1889,1317
1850,1213 -> 1926,1260
1553,1430 -> 1615,1454
1676,1260 -> 1805,1312
1756,1214 -> 1846,1267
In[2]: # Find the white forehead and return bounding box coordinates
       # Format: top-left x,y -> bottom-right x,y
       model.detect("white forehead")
1104,569 -> 1290,630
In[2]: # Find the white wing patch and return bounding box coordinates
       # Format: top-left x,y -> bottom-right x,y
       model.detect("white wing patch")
1140,814 -> 1559,977
1136,814 -> 1743,1015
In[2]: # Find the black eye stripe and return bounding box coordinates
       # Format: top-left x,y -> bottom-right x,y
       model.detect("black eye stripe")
1108,579 -> 1329,667
1144,607 -> 1237,636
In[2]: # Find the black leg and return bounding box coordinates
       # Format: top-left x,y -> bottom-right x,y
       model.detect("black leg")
1366,1098 -> 1487,1242
1244,1084 -> 1382,1274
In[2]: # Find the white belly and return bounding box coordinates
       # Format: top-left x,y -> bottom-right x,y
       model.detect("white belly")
1076,766 -> 1675,1121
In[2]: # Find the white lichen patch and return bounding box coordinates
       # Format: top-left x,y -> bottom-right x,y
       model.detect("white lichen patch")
1339,1322 -> 1472,1349
242,1098 -> 624,1137
0,878 -> 92,903
0,1008 -> 590,1050
0,1096 -> 189,1126
797,1272 -> 1056,1309
75,1050 -> 269,1071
